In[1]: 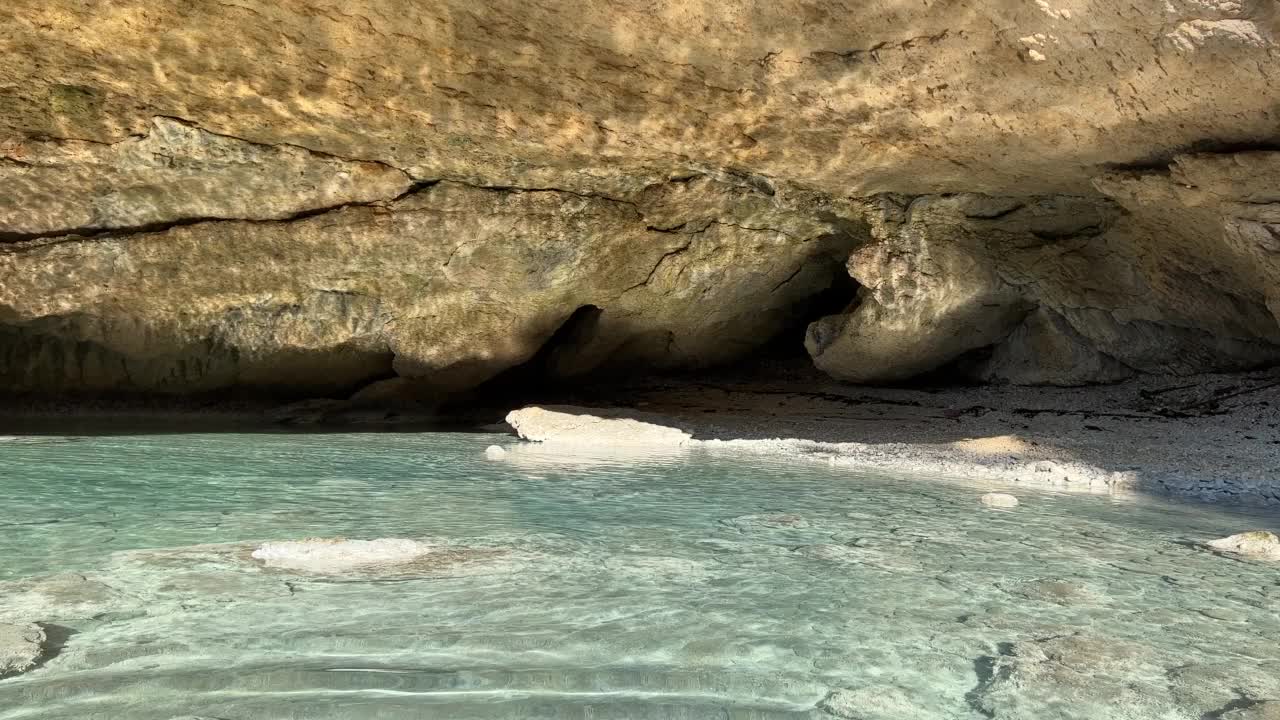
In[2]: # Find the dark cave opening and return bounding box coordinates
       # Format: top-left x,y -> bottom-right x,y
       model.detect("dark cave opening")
748,266 -> 862,374
454,266 -> 865,418
452,304 -> 605,412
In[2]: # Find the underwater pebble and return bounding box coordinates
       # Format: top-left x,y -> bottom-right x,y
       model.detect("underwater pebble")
980,493 -> 1020,508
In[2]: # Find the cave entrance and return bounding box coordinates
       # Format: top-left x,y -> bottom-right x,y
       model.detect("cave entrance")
457,304 -> 603,410
455,263 -> 863,416
746,264 -> 862,376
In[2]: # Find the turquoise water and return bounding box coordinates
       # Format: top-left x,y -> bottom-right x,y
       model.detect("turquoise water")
1,431 -> 1279,719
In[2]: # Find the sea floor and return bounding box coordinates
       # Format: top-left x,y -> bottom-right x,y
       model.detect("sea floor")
1,431 -> 1278,719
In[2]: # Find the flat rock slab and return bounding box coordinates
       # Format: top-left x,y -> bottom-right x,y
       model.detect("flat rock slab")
0,622 -> 45,677
506,406 -> 693,446
251,538 -> 437,574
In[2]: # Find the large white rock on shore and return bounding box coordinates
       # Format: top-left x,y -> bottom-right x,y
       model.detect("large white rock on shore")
505,406 -> 692,446
0,622 -> 45,677
1205,530 -> 1280,561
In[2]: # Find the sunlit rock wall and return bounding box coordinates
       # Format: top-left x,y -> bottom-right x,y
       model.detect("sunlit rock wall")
1,0 -> 1278,396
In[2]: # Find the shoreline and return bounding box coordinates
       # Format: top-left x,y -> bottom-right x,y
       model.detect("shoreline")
3,367 -> 1279,506
501,368 -> 1280,506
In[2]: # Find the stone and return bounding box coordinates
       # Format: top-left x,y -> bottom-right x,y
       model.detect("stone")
1222,701 -> 1280,720
505,406 -> 692,446
0,622 -> 45,677
818,685 -> 930,720
954,436 -> 1032,456
484,444 -> 507,459
251,538 -> 437,574
0,573 -> 120,624
726,513 -> 811,531
971,633 -> 1178,718
1205,531 -> 1280,561
807,196 -> 1036,384
980,493 -> 1020,508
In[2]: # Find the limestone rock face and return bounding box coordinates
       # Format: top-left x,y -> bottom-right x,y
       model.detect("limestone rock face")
0,117 -> 413,238
1,0 -> 1279,395
808,173 -> 1280,385
1,178 -> 857,395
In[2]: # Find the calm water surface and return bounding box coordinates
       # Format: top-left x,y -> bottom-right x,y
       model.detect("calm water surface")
1,431 -> 1278,719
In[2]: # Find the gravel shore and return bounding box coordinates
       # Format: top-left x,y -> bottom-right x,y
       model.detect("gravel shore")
507,367 -> 1280,505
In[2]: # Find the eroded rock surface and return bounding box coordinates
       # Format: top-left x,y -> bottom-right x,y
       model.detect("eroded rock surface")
1205,530 -> 1280,561
1,1 -> 1279,395
980,493 -> 1020,508
1,178 -> 857,395
807,185 -> 1280,385
506,405 -> 693,446
0,622 -> 45,678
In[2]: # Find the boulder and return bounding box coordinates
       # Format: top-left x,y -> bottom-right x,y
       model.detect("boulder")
505,406 -> 692,446
1205,531 -> 1280,561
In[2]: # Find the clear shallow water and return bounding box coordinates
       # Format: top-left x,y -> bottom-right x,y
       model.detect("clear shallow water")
1,431 -> 1278,720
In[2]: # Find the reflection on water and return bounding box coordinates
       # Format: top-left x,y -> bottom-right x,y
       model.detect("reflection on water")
1,432 -> 1278,719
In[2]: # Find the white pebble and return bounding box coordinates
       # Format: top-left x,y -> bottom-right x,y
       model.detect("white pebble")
484,445 -> 507,460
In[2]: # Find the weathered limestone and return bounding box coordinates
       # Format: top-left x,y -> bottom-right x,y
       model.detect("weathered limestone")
0,177 -> 857,395
0,117 -> 412,238
251,538 -> 436,573
807,170 -> 1280,385
506,405 -> 693,446
1,1 -> 1279,394
0,622 -> 45,677
1205,530 -> 1280,561
2,0 -> 1274,196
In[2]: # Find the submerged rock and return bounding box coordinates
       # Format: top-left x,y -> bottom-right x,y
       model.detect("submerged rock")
0,622 -> 45,677
1168,662 -> 1280,718
250,538 -> 505,576
251,538 -> 437,574
1222,701 -> 1280,720
484,444 -> 507,459
980,493 -> 1020,508
1205,531 -> 1280,561
725,513 -> 811,531
505,406 -> 692,446
0,573 -> 120,624
819,685 -> 929,720
973,633 -> 1177,718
